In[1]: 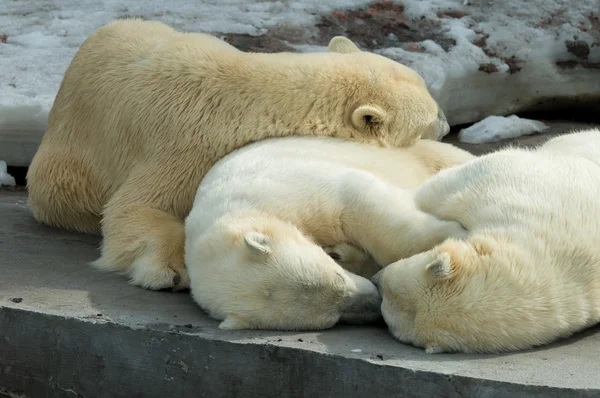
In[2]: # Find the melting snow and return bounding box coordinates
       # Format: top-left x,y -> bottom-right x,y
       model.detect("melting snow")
0,161 -> 16,187
458,115 -> 549,144
0,0 -> 598,165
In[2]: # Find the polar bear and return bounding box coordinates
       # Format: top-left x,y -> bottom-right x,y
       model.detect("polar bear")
374,128 -> 600,354
184,136 -> 474,330
27,19 -> 450,291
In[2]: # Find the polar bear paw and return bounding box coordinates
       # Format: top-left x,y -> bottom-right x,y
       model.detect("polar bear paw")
92,243 -> 190,291
324,243 -> 369,265
323,243 -> 380,278
128,251 -> 190,291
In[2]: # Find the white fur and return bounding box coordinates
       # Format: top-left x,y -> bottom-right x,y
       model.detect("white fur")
375,128 -> 600,354
185,136 -> 473,330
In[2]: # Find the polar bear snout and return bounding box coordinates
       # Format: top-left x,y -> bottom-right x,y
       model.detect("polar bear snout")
339,272 -> 383,324
419,105 -> 450,142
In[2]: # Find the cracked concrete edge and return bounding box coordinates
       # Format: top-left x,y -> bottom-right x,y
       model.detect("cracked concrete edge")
2,307 -> 597,398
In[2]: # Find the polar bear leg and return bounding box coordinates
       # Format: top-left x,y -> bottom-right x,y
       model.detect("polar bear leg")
93,206 -> 189,290
339,170 -> 467,266
27,147 -> 103,235
91,168 -> 190,291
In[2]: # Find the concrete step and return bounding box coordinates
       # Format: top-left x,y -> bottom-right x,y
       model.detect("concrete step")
1,194 -> 599,398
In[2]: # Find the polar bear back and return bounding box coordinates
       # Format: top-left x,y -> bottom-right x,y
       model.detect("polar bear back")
188,136 -> 473,244
416,146 -> 600,268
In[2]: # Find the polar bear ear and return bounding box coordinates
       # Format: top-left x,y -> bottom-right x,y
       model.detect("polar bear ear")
244,232 -> 273,256
351,105 -> 386,130
328,36 -> 361,54
425,252 -> 453,280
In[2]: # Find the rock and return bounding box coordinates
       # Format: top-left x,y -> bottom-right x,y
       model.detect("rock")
565,40 -> 591,59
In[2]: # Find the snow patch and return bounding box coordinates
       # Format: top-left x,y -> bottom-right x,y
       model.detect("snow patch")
0,0 -> 598,166
375,0 -> 599,126
458,115 -> 549,144
0,161 -> 16,187
0,0 -> 376,166
9,32 -> 65,49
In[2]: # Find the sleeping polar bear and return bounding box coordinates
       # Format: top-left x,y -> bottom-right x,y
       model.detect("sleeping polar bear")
27,19 -> 450,292
374,128 -> 600,354
184,137 -> 474,331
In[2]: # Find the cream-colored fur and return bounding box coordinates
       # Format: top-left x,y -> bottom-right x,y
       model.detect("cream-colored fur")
375,128 -> 600,354
26,19 -> 449,290
185,136 -> 473,330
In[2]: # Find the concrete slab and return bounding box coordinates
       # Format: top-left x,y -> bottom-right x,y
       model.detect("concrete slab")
1,195 -> 600,398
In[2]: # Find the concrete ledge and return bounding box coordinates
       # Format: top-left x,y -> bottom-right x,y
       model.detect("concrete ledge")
2,195 -> 600,398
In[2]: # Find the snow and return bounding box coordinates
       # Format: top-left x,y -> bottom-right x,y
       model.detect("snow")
378,0 -> 600,128
0,161 -> 16,187
0,0 -> 375,166
458,115 -> 549,144
0,0 -> 599,163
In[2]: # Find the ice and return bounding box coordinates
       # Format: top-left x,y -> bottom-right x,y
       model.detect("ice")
0,161 -> 16,187
377,0 -> 600,126
458,115 -> 549,144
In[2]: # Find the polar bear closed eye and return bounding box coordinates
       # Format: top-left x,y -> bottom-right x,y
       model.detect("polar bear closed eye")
374,128 -> 600,354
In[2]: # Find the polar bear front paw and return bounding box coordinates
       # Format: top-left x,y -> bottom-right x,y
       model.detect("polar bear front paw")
128,252 -> 190,291
323,243 -> 380,278
324,243 -> 369,265
93,244 -> 190,291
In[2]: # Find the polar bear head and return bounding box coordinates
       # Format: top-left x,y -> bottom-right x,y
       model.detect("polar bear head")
187,216 -> 382,331
325,36 -> 449,146
373,237 -> 557,354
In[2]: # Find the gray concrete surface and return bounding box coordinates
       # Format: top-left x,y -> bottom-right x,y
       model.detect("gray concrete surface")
2,123 -> 600,397
2,194 -> 600,398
